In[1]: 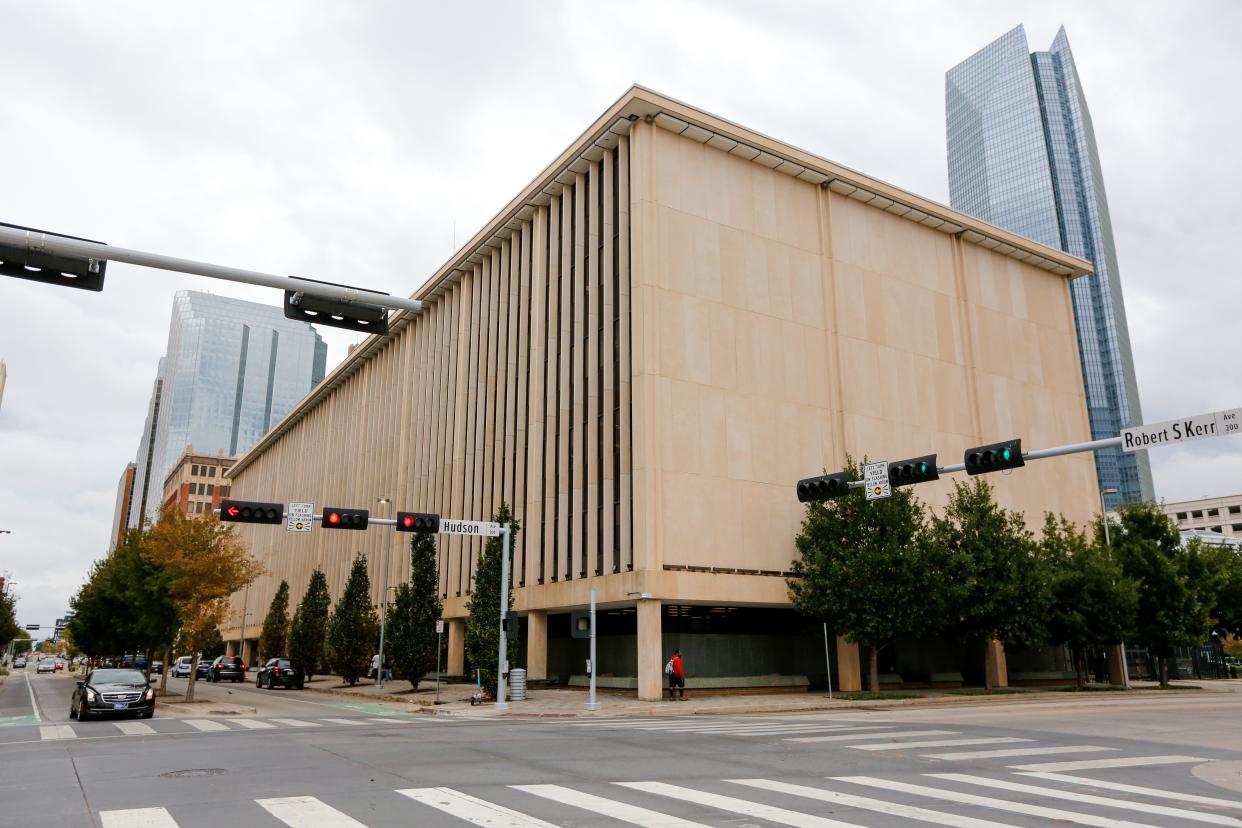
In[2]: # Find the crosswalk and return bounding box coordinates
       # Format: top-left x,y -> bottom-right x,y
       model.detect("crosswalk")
96,764 -> 1235,827
5,714 -> 434,744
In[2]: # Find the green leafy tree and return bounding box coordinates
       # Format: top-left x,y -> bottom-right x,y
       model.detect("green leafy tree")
931,479 -> 1048,685
465,503 -> 519,697
289,568 -> 332,681
258,580 -> 291,662
1039,514 -> 1138,686
386,532 -> 443,688
789,460 -> 946,691
327,555 -> 380,686
0,587 -> 20,646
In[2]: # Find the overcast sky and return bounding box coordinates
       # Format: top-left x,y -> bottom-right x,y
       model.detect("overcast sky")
2,1 -> 1238,632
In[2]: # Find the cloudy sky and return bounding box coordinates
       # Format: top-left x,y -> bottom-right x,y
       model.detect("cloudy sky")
1,0 -> 1238,631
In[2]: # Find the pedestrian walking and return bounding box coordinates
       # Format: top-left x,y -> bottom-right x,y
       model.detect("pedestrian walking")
669,649 -> 686,700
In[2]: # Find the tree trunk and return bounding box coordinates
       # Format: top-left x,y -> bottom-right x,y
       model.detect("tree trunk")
159,646 -> 170,695
1074,647 -> 1085,688
186,658 -> 199,702
868,646 -> 880,693
1159,656 -> 1169,689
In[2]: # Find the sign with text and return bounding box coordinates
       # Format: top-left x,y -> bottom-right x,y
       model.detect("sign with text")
1121,408 -> 1242,453
864,461 -> 891,501
436,619 -> 444,634
439,519 -> 502,537
287,501 -> 314,533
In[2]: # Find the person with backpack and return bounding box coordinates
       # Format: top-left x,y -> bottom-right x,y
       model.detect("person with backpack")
667,649 -> 685,700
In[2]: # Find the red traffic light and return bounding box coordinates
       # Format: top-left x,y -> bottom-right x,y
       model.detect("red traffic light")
401,515 -> 415,529
226,505 -> 240,519
396,512 -> 439,533
327,512 -> 341,525
217,500 -> 284,525
321,507 -> 368,530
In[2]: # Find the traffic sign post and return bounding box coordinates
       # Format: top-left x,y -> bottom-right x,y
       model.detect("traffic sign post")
864,461 -> 891,501
286,501 -> 314,533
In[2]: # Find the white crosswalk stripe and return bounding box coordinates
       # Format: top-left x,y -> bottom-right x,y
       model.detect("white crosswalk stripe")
619,780 -> 868,827
514,783 -> 711,826
924,744 -> 1115,761
931,773 -> 1242,826
788,729 -> 956,743
834,775 -> 1163,828
852,737 -> 1031,752
40,725 -> 76,740
99,807 -> 178,827
1017,771 -> 1242,808
398,787 -> 558,826
183,719 -> 230,732
320,718 -> 367,726
269,718 -> 319,728
113,721 -> 156,736
230,718 -> 276,729
367,717 -> 413,724
257,795 -> 369,827
1008,754 -> 1206,772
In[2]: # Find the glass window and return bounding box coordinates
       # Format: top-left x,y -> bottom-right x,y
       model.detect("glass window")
1208,509 -> 1219,517
1176,512 -> 1187,520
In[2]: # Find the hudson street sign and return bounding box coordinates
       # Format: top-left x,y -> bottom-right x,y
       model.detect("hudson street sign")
439,519 -> 503,537
1121,408 -> 1241,453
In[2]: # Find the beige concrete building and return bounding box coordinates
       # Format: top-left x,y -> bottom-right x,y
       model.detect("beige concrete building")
161,449 -> 235,518
108,463 -> 136,551
221,86 -> 1098,699
1165,493 -> 1242,539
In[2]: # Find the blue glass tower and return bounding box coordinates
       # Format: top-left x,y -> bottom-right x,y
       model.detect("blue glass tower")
947,25 -> 1154,509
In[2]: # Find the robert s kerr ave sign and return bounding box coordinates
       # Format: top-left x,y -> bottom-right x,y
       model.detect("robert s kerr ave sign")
1122,407 -> 1241,452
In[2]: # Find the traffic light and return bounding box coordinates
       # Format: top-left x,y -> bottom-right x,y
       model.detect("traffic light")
0,222 -> 108,291
964,439 -> 1025,475
322,507 -> 369,530
396,512 -> 440,533
888,454 -> 939,488
284,277 -> 390,335
218,500 -> 284,524
796,472 -> 851,503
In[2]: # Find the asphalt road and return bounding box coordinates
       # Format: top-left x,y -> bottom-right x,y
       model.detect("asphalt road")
2,670 -> 1241,827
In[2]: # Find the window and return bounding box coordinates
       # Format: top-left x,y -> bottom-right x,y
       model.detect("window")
1176,512 -> 1187,520
1208,509 -> 1219,517
191,465 -> 199,476
207,484 -> 214,495
1193,510 -> 1203,518
1233,524 -> 1242,532
1211,526 -> 1223,533
1230,506 -> 1240,515
210,467 -> 217,477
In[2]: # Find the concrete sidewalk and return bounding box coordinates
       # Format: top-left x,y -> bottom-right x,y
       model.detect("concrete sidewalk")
291,672 -> 1238,719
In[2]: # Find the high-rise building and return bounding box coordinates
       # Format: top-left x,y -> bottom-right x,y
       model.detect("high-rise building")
946,25 -> 1154,509
127,359 -> 165,530
0,359 -> 7,411
109,463 -> 136,551
136,291 -> 327,524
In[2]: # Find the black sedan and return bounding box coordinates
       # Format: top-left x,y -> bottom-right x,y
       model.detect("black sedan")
256,658 -> 304,690
206,655 -> 245,682
71,669 -> 155,721
195,660 -> 211,679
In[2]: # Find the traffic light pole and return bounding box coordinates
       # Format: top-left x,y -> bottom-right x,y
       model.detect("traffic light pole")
0,225 -> 424,315
495,523 -> 512,711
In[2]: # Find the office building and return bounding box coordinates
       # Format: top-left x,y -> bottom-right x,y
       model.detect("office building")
946,25 -> 1154,510
108,463 -> 136,551
221,86 -> 1099,698
1165,493 -> 1242,540
0,359 -> 6,410
160,449 -> 235,517
135,292 -> 327,525
127,360 -> 166,530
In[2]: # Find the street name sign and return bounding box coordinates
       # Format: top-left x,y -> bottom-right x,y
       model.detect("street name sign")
436,619 -> 445,634
864,460 -> 892,501
439,519 -> 502,537
287,501 -> 314,533
1121,407 -> 1241,453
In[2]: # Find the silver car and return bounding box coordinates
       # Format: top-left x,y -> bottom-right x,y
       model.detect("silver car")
36,658 -> 56,674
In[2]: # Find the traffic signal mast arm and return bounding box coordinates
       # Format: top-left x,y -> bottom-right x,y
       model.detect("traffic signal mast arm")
215,507 -> 414,527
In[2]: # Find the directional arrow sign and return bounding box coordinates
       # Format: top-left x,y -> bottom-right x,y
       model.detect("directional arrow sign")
286,501 -> 314,533
1121,407 -> 1242,453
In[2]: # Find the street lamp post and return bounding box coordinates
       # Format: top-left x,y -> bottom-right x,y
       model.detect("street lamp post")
376,497 -> 394,688
1099,486 -> 1131,689
237,583 -> 252,667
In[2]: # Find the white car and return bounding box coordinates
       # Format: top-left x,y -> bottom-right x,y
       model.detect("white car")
171,656 -> 194,678
36,658 -> 56,674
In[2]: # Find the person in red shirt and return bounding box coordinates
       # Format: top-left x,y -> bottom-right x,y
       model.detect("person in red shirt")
669,649 -> 686,700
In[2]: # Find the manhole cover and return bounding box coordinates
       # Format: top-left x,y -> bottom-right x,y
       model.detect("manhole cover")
160,768 -> 227,779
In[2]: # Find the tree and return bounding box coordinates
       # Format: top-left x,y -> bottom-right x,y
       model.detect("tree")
289,568 -> 331,681
1039,514 -> 1138,686
258,580 -> 291,662
327,555 -> 380,686
146,510 -> 262,702
385,532 -> 443,688
789,460 -> 946,691
0,587 -> 20,647
465,502 -> 519,698
931,479 -> 1048,685
1111,501 -> 1213,687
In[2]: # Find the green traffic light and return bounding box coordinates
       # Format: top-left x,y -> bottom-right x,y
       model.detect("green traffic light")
916,462 -> 927,475
1000,447 -> 1011,461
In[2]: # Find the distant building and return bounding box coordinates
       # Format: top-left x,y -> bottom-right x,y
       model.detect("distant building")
0,359 -> 7,410
133,291 -> 327,526
1164,494 -> 1242,541
108,463 -> 136,551
946,25 -> 1154,510
160,449 -> 236,518
127,359 -> 166,530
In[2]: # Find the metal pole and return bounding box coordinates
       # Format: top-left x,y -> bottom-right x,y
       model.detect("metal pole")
495,524 -> 511,711
376,499 -> 394,688
0,225 -> 424,314
237,584 -> 249,664
823,622 -> 834,700
1099,486 -> 1131,690
435,625 -> 442,705
585,589 -> 600,711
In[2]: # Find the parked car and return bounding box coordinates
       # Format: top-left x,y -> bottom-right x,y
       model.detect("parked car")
70,668 -> 155,721
171,656 -> 194,678
207,655 -> 245,683
36,658 -> 56,674
195,660 -> 211,679
256,658 -> 304,690
121,654 -> 148,670
150,660 -> 164,675
12,657 -> 26,669
54,660 -> 65,672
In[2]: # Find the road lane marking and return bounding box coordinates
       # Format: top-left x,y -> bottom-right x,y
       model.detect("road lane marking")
1008,754 -> 1207,772
924,744 -> 1114,761
514,784 -> 711,826
182,719 -> 230,732
319,718 -> 367,726
833,775 -> 1159,828
786,729 -> 956,743
24,673 -> 41,723
852,737 -> 1032,751
39,725 -> 76,740
100,807 -> 179,827
1017,771 -> 1242,808
931,773 -> 1242,826
728,778 -> 1023,828
270,718 -> 319,727
231,718 -> 276,729
257,796 -> 368,827
398,787 -> 558,826
367,717 -> 413,724
114,721 -> 156,736
619,780 -> 867,827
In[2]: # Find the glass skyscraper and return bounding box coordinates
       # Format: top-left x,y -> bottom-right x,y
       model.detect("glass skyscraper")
132,291 -> 328,525
946,24 -> 1154,509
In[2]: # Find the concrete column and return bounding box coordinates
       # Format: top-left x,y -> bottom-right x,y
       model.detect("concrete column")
836,637 -> 861,692
985,640 -> 1009,688
1106,644 -> 1126,686
637,599 -> 662,701
447,618 -> 465,676
526,610 -> 548,680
